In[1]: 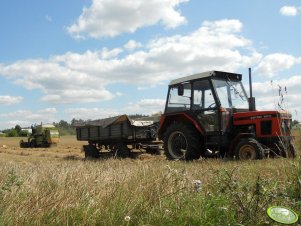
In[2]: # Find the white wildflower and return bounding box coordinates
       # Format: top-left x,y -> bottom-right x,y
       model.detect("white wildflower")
192,179 -> 202,192
124,216 -> 131,222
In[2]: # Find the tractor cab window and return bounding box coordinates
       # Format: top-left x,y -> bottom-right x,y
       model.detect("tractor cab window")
192,79 -> 216,110
166,82 -> 191,113
193,79 -> 219,132
212,78 -> 248,110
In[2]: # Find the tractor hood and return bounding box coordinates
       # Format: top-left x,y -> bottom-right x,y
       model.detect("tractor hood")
233,110 -> 292,137
233,110 -> 291,122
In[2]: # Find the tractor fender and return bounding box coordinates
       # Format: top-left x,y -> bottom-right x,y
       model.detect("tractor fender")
158,113 -> 204,140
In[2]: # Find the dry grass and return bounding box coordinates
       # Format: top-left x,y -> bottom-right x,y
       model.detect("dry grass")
0,134 -> 300,225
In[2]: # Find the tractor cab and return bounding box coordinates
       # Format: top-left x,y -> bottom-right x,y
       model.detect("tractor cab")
163,71 -> 248,134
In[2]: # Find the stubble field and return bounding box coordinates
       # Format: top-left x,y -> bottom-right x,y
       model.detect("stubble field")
0,134 -> 301,225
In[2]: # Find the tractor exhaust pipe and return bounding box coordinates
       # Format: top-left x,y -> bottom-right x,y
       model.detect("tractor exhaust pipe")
248,68 -> 256,111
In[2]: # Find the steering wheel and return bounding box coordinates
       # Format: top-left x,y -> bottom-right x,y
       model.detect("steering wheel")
207,103 -> 216,109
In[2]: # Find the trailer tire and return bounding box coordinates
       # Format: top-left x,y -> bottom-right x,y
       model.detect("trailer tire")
114,143 -> 130,158
84,145 -> 100,159
163,122 -> 202,160
235,138 -> 264,160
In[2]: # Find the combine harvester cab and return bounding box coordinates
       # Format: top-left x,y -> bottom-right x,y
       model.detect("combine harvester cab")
158,69 -> 295,160
20,124 -> 60,148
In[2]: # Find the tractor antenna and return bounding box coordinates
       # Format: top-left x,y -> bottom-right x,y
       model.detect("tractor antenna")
248,68 -> 256,111
249,68 -> 253,98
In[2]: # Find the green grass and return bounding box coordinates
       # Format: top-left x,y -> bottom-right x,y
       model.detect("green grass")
0,133 -> 300,225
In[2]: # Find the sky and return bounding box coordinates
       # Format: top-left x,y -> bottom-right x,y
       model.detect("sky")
0,0 -> 301,129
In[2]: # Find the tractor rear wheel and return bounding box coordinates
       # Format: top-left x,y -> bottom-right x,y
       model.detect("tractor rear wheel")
235,138 -> 264,160
163,122 -> 202,160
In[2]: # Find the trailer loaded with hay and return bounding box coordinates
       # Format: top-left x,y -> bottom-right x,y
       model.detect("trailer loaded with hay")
75,115 -> 161,158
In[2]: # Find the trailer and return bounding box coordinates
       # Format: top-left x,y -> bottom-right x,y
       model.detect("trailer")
75,115 -> 161,158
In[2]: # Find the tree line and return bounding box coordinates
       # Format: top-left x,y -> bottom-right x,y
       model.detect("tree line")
0,115 -> 151,137
1,119 -> 79,137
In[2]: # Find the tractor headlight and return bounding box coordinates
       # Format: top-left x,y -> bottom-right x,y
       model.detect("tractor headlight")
281,121 -> 285,130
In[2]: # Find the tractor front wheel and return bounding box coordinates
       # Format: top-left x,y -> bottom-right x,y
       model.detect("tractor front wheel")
235,138 -> 264,160
163,122 -> 201,160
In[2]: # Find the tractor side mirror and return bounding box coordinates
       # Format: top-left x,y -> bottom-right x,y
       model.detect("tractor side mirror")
178,84 -> 184,96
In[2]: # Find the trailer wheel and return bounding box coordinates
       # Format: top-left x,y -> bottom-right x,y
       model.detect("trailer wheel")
235,138 -> 264,160
114,143 -> 130,158
163,122 -> 201,160
83,145 -> 100,159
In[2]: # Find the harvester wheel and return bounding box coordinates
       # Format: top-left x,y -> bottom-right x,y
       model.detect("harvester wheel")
235,138 -> 264,160
19,140 -> 28,148
30,140 -> 36,148
163,122 -> 201,160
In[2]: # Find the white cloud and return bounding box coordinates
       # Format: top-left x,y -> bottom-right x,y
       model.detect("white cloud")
125,99 -> 166,115
0,19 -> 263,104
124,40 -> 142,51
65,107 -> 120,120
67,0 -> 188,39
255,53 -> 299,77
65,98 -> 165,120
0,95 -> 23,105
0,108 -> 58,129
280,6 -> 299,16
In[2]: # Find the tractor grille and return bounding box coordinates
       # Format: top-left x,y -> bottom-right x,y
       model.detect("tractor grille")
281,119 -> 292,135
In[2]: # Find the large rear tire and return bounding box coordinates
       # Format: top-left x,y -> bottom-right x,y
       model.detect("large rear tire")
235,138 -> 264,160
163,122 -> 202,160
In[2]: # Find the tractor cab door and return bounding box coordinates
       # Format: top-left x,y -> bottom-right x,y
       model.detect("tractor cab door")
192,79 -> 220,134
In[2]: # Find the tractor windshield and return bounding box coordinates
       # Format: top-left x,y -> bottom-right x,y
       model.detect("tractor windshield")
212,78 -> 248,109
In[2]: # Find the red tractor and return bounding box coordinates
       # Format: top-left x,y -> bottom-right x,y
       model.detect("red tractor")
158,69 -> 295,160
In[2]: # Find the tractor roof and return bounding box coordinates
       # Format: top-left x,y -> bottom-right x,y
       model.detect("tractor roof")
169,71 -> 242,86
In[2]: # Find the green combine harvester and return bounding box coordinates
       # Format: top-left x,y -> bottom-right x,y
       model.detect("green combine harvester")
20,124 -> 59,148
